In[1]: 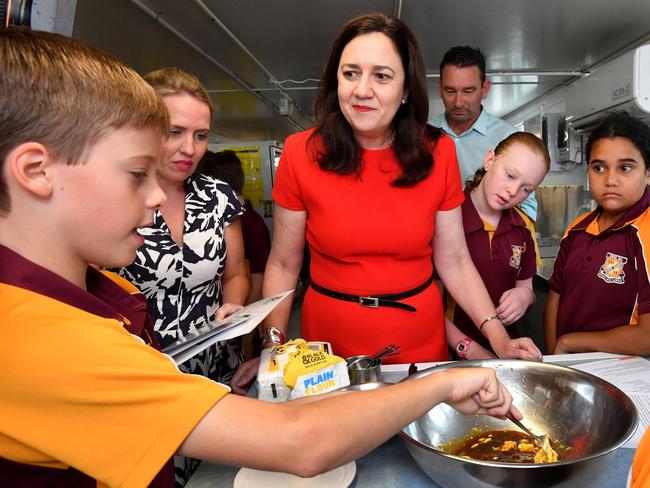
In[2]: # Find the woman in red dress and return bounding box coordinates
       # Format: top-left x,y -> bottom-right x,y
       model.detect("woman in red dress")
232,13 -> 541,390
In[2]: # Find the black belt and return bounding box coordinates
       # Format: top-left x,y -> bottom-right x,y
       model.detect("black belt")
310,273 -> 434,312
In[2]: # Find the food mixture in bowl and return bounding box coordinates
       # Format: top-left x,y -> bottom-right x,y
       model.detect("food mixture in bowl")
440,429 -> 568,464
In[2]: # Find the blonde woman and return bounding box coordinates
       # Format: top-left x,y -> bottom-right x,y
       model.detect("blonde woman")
116,67 -> 249,483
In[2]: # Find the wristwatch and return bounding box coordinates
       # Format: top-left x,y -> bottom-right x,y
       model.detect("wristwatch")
455,337 -> 473,360
261,326 -> 285,346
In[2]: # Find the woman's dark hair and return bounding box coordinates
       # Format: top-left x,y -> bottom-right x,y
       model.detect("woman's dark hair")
586,112 -> 650,169
309,12 -> 442,187
197,150 -> 245,194
465,132 -> 551,191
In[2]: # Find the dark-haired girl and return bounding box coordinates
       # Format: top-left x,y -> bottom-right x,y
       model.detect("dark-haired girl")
545,112 -> 650,355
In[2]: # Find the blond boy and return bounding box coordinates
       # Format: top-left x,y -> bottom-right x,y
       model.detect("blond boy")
0,28 -> 518,487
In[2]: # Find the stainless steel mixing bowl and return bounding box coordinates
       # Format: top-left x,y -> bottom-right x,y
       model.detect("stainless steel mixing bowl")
400,359 -> 638,488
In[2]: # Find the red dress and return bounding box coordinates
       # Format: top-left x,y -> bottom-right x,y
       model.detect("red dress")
273,129 -> 464,363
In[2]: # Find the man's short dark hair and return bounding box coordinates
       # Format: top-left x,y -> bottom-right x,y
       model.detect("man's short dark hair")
439,46 -> 486,84
197,150 -> 245,194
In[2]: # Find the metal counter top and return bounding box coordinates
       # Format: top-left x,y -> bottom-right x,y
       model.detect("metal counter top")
186,435 -> 634,488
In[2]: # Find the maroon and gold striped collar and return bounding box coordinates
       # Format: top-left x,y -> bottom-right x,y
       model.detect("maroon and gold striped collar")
569,188 -> 650,236
0,245 -> 150,339
461,187 -> 529,236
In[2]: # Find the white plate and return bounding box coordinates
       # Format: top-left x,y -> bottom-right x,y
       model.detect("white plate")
233,461 -> 356,488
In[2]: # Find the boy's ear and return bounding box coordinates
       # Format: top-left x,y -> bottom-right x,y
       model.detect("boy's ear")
6,142 -> 55,198
483,150 -> 495,171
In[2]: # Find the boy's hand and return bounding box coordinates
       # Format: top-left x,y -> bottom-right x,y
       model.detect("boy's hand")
496,287 -> 534,325
442,368 -> 522,419
215,302 -> 243,322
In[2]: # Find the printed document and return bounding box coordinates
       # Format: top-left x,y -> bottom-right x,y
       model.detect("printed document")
162,290 -> 294,365
571,356 -> 650,448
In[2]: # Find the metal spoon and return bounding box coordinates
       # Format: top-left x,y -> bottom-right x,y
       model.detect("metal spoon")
369,344 -> 400,367
505,411 -> 553,459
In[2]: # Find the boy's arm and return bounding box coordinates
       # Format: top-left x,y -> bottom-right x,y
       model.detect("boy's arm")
544,290 -> 560,353
554,313 -> 650,355
178,367 -> 518,477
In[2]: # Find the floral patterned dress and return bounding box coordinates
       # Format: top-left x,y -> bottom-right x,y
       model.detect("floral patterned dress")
118,172 -> 245,383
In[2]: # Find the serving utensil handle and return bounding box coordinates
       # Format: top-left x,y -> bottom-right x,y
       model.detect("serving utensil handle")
505,413 -> 537,440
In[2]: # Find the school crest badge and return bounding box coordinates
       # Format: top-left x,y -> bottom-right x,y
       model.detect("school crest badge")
509,245 -> 524,269
597,252 -> 628,284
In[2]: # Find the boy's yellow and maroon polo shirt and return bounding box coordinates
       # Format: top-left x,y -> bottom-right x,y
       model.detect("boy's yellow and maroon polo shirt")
0,245 -> 229,488
631,427 -> 650,487
447,188 -> 538,351
549,189 -> 650,337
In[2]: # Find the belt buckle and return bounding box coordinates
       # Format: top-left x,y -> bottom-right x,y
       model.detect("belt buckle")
359,296 -> 379,308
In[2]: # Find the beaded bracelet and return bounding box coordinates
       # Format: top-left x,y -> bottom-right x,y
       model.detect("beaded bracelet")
479,314 -> 502,331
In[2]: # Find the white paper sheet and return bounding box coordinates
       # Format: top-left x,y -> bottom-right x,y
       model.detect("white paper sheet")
163,290 -> 294,365
570,356 -> 650,448
543,352 -> 626,364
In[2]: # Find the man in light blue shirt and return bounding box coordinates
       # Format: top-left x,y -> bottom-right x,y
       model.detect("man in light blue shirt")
431,46 -> 537,219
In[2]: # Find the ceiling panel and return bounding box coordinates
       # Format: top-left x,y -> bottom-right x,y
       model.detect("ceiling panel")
72,0 -> 650,142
